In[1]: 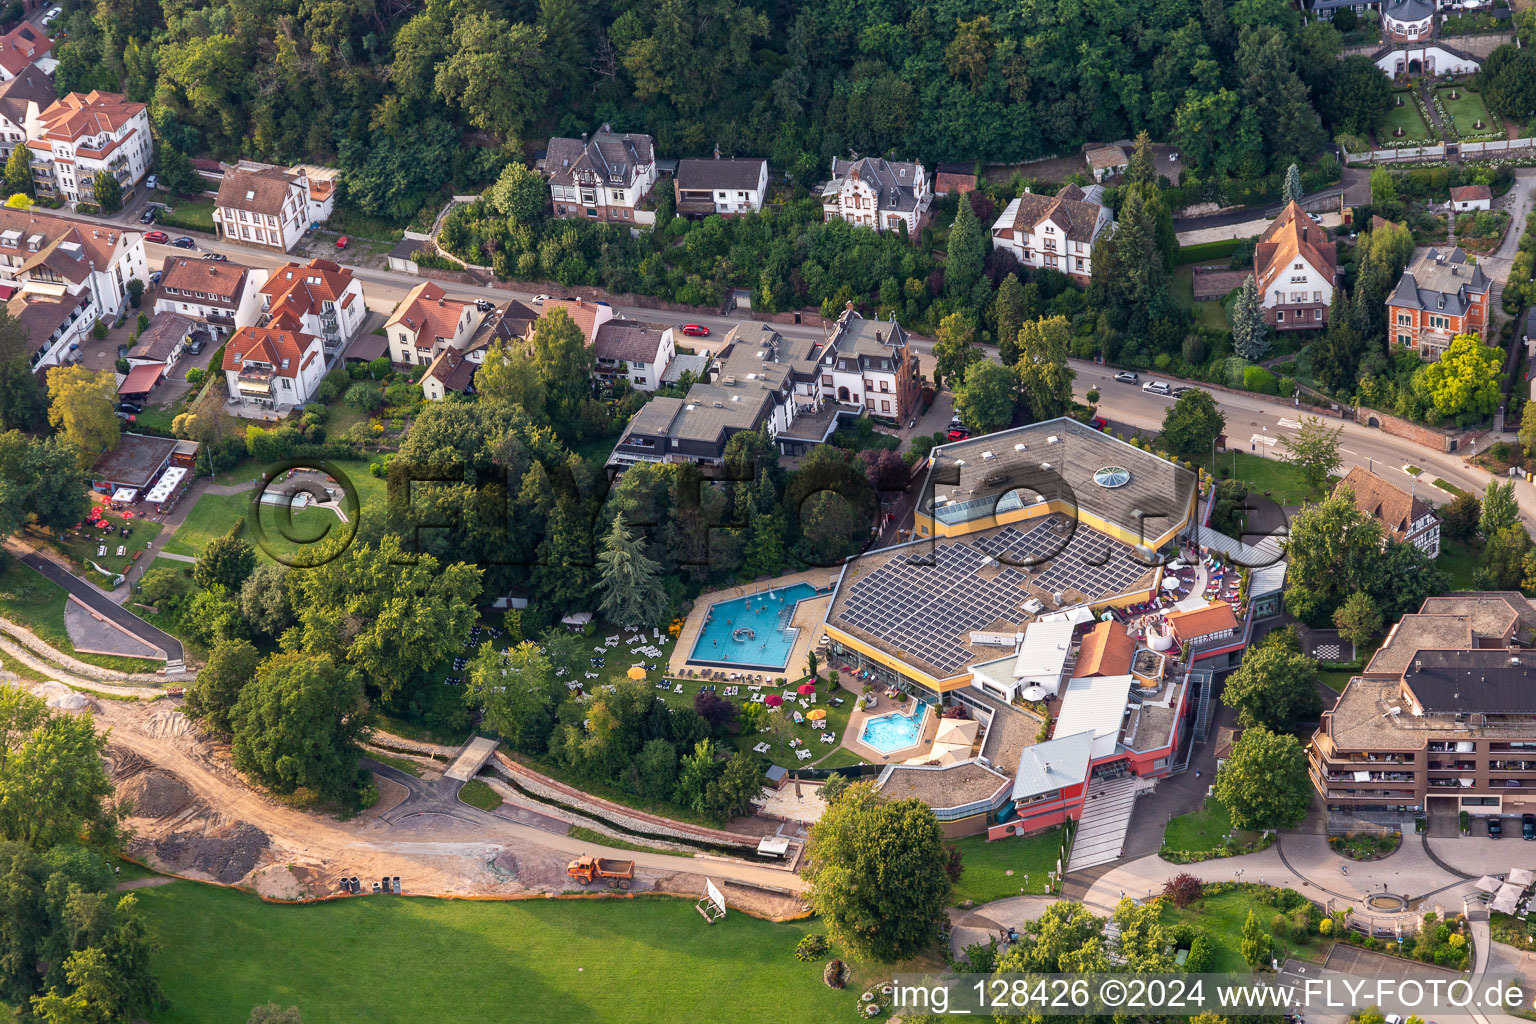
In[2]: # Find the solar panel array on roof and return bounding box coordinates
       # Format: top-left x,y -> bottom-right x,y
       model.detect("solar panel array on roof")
972,520 -> 1149,596
834,516 -> 1156,677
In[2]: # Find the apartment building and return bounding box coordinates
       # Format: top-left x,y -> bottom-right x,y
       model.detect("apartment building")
1389,246 -> 1490,360
152,256 -> 267,340
213,166 -> 326,253
27,90 -> 152,205
0,211 -> 147,368
385,281 -> 480,367
257,258 -> 365,362
1310,593 -> 1536,817
221,325 -> 326,412
0,69 -> 52,159
592,319 -> 674,391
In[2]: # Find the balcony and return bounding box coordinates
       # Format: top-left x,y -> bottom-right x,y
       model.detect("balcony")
1489,761 -> 1536,771
236,366 -> 274,396
1428,762 -> 1477,771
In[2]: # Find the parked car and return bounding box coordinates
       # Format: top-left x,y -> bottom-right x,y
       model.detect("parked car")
1142,380 -> 1172,395
1171,386 -> 1193,398
530,294 -> 549,305
139,206 -> 157,224
474,299 -> 496,313
1489,817 -> 1503,839
114,411 -> 135,423
1114,370 -> 1138,384
184,338 -> 205,355
1523,813 -> 1534,840
594,300 -> 610,306
1089,417 -> 1108,431
170,236 -> 195,249
116,401 -> 142,415
145,174 -> 157,190
115,344 -> 128,359
335,235 -> 349,250
41,7 -> 60,25
680,324 -> 710,337
148,270 -> 162,285
143,230 -> 169,244
946,426 -> 970,441
200,252 -> 227,261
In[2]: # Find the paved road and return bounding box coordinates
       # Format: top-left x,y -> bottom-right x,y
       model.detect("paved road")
363,757 -> 570,835
15,548 -> 184,664
1074,359 -> 1524,518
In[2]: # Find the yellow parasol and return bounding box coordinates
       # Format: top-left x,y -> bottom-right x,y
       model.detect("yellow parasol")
627,666 -> 647,680
807,708 -> 827,721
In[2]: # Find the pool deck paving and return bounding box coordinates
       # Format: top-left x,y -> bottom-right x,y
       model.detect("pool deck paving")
840,698 -> 941,764
667,568 -> 842,681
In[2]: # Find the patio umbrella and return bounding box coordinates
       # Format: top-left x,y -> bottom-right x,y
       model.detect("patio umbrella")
797,683 -> 816,695
121,510 -> 134,519
626,666 -> 647,680
807,708 -> 826,721
1161,577 -> 1181,592
1020,685 -> 1048,702
764,694 -> 783,706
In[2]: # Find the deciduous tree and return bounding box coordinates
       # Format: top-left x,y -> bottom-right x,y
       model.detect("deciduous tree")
804,781 -> 952,964
463,641 -> 560,752
230,652 -> 369,800
46,366 -> 118,464
184,638 -> 261,737
1482,478 -> 1519,537
1333,591 -> 1383,647
1213,726 -> 1312,831
1221,642 -> 1323,730
1279,416 -> 1343,494
1014,315 -> 1074,421
194,522 -> 257,592
953,360 -> 1017,436
0,687 -> 116,848
1160,388 -> 1226,458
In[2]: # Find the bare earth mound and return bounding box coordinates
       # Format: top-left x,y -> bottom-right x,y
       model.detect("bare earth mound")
118,769 -> 194,819
152,823 -> 270,884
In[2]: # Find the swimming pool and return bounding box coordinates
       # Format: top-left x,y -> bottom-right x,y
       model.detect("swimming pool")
860,705 -> 929,755
688,582 -> 826,669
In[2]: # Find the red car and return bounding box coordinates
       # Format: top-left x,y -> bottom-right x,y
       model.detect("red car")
143,230 -> 169,244
946,427 -> 970,441
335,236 -> 349,250
1089,417 -> 1108,431
680,324 -> 710,337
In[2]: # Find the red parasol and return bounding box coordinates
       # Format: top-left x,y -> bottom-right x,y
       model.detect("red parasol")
796,683 -> 816,695
764,694 -> 783,706
121,510 -> 134,519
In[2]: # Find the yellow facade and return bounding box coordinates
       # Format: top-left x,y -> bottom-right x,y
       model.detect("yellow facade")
914,494 -> 1193,552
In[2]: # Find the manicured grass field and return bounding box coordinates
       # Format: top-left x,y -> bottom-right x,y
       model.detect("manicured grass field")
457,778 -> 500,809
1379,96 -> 1434,143
1158,889 -> 1330,972
163,458 -> 386,560
135,883 -> 853,1024
948,829 -> 1064,905
155,198 -> 216,234
1198,450 -> 1329,507
1435,86 -> 1496,138
1162,798 -> 1234,854
0,561 -> 162,674
1437,536 -> 1482,591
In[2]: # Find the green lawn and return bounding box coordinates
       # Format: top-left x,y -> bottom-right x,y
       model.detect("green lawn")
0,561 -> 162,674
949,829 -> 1064,906
1435,86 -> 1496,138
43,518 -> 164,580
163,458 -> 386,561
1379,95 -> 1434,143
1197,450 -> 1327,506
135,882 -> 855,1024
155,199 -> 216,234
1432,477 -> 1467,497
1158,889 -> 1331,973
1163,798 -> 1235,854
1438,537 -> 1482,591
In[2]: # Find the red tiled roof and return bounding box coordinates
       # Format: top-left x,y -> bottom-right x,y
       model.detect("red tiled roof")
0,23 -> 50,77
1075,620 -> 1136,677
1166,602 -> 1240,642
539,298 -> 607,344
1450,185 -> 1491,203
386,281 -> 469,347
159,255 -> 250,308
1334,466 -> 1435,542
221,326 -> 317,377
1255,201 -> 1337,295
38,90 -> 144,142
260,257 -> 355,330
118,363 -> 164,395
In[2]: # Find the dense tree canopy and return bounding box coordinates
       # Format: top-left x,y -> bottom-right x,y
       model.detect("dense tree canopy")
1213,725 -> 1311,831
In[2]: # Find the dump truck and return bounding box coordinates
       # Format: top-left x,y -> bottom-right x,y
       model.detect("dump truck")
567,855 -> 635,890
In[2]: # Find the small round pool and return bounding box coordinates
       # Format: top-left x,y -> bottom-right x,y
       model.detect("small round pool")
860,705 -> 928,755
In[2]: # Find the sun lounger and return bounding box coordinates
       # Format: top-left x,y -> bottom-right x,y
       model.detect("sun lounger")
674,684 -> 683,693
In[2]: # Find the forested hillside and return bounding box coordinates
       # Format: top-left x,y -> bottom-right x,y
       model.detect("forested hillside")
51,0 -> 1348,222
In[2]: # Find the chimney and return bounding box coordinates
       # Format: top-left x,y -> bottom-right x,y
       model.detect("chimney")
438,297 -> 444,306
1415,659 -> 1422,671
875,330 -> 882,342
580,132 -> 588,144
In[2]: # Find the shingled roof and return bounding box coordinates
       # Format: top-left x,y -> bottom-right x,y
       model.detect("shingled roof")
593,320 -> 664,365
1389,247 -> 1490,317
675,157 -> 766,192
545,125 -> 655,189
825,156 -> 927,213
385,281 -> 470,347
1334,466 -> 1436,543
216,166 -> 299,218
1255,201 -> 1337,295
993,184 -> 1108,243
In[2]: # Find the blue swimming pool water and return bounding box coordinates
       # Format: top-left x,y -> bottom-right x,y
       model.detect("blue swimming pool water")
689,582 -> 825,669
860,705 -> 929,754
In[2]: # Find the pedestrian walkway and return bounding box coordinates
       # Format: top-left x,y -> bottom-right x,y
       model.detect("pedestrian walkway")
1068,776 -> 1142,872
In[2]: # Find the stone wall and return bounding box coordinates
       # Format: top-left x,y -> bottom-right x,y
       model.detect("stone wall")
1358,407 -> 1465,452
